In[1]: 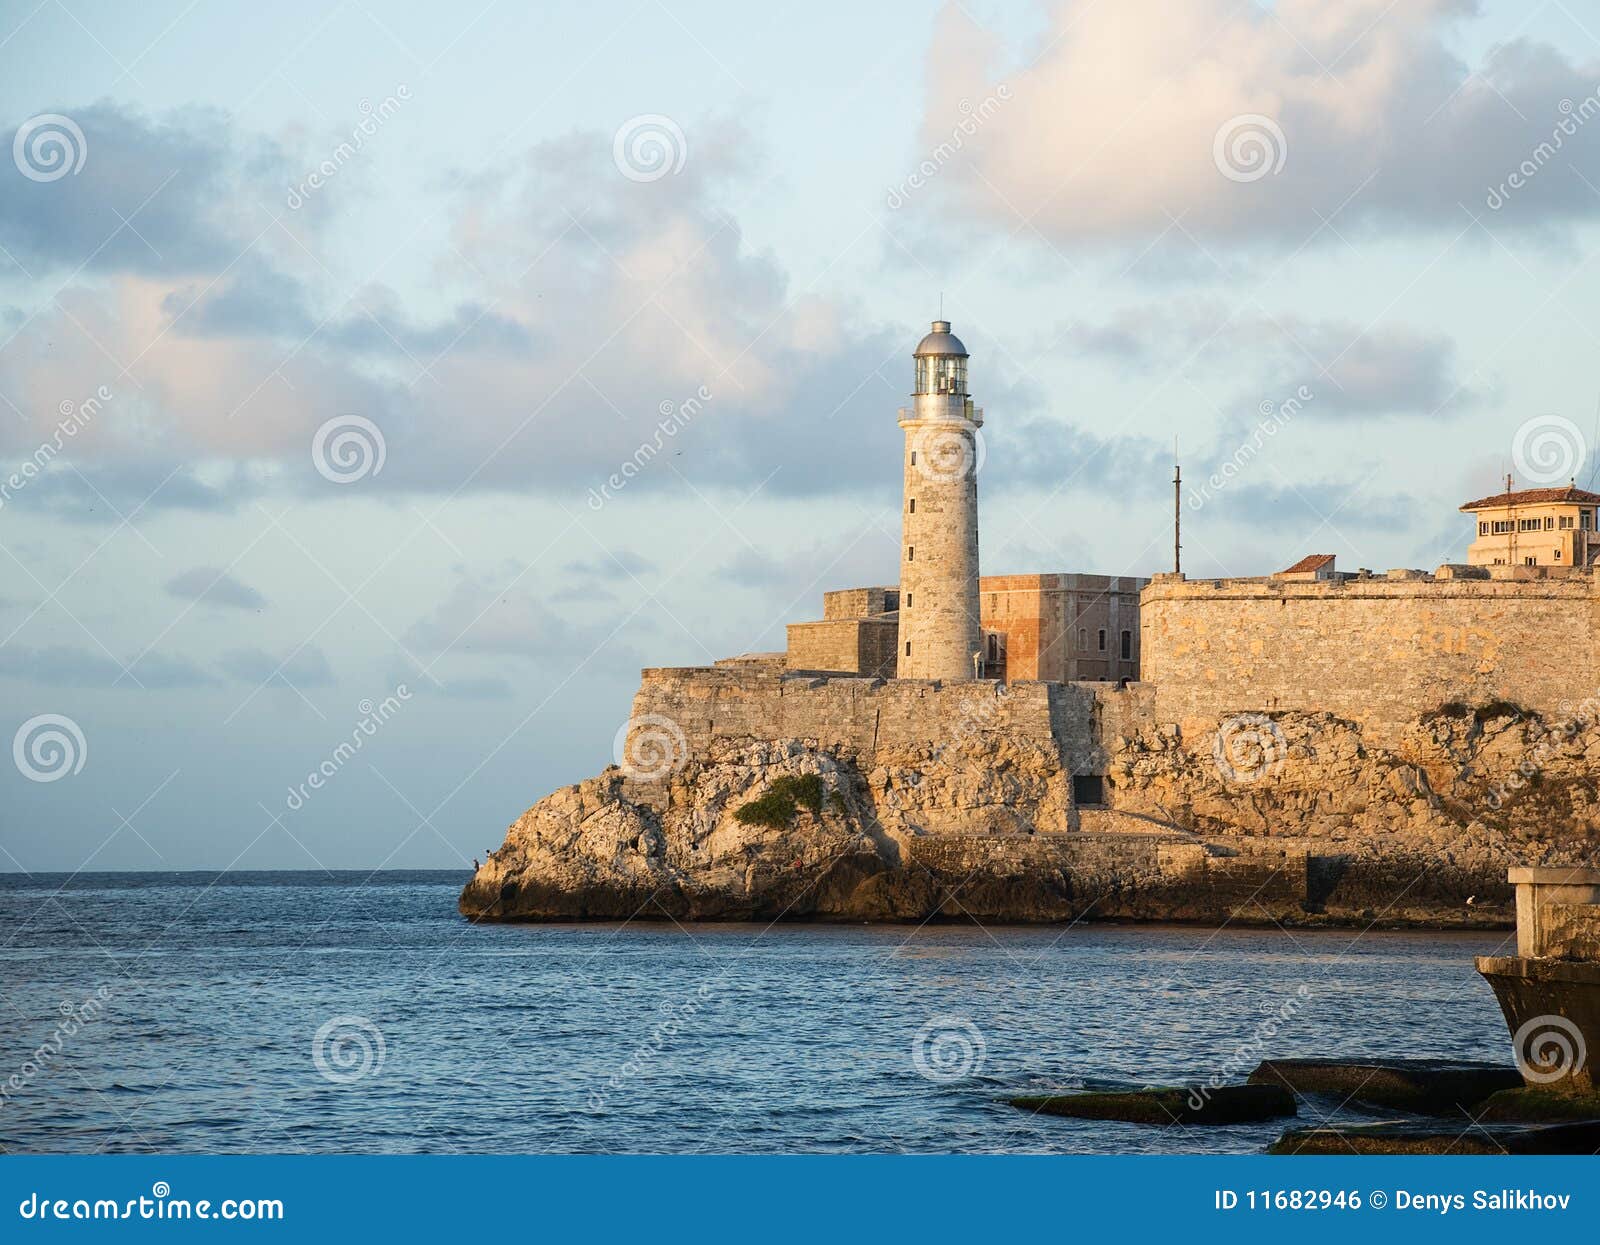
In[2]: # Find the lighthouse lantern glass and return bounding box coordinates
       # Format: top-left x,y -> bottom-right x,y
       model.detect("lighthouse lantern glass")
916,355 -> 968,396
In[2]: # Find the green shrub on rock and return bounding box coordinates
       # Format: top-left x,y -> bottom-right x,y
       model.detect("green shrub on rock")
733,774 -> 826,829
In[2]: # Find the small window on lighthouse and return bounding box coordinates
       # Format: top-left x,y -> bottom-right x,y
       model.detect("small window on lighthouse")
910,451 -> 917,466
907,546 -> 914,561
908,498 -> 915,513
905,641 -> 911,656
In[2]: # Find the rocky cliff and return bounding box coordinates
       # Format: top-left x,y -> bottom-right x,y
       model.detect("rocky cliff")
460,673 -> 1600,927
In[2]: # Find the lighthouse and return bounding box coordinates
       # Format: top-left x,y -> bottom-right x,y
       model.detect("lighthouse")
897,320 -> 983,681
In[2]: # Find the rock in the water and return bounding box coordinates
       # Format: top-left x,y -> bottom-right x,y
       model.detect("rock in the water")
1474,1087 -> 1600,1123
1272,1119 -> 1600,1155
1010,1084 -> 1295,1126
1249,1057 -> 1521,1115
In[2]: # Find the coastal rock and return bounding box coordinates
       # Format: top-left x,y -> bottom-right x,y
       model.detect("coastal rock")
1010,1084 -> 1296,1126
460,741 -> 899,921
1248,1058 -> 1522,1116
463,679 -> 1600,925
1271,1119 -> 1600,1155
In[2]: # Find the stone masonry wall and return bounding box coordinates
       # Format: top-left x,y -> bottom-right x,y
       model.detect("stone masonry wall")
1141,574 -> 1600,747
630,667 -> 1067,764
783,619 -> 898,678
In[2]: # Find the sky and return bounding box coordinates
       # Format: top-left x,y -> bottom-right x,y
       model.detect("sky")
3,0 -> 1600,871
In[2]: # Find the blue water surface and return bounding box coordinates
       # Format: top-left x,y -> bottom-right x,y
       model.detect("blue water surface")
0,871 -> 1517,1154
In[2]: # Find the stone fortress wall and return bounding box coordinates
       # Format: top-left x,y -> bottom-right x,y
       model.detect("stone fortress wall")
632,665 -> 1073,767
1141,568 -> 1600,747
646,567 -> 1600,804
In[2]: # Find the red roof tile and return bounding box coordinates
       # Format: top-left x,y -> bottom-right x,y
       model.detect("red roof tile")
1460,485 -> 1600,511
1280,553 -> 1336,574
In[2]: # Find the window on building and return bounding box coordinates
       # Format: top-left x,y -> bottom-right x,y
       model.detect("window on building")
909,451 -> 917,466
1520,518 -> 1540,532
1078,627 -> 1087,651
907,546 -> 913,561
987,635 -> 997,660
908,498 -> 915,513
1120,629 -> 1131,660
1555,549 -> 1563,561
905,641 -> 911,656
1561,515 -> 1575,530
1492,520 -> 1513,534
1479,521 -> 1488,536
1525,556 -> 1538,566
1546,516 -> 1556,530
1584,510 -> 1594,531
1097,628 -> 1106,652
905,593 -> 911,607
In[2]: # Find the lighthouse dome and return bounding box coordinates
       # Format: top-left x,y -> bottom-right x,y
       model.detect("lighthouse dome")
914,320 -> 968,357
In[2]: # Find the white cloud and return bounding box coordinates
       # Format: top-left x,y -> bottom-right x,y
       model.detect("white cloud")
915,0 -> 1600,245
0,107 -> 905,508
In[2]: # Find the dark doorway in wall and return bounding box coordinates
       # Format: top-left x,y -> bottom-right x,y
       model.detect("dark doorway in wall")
1072,774 -> 1105,807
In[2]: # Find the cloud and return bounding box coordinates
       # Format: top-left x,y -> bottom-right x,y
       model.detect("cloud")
914,0 -> 1600,246
0,644 -> 218,687
219,645 -> 334,688
0,105 -> 909,508
0,103 -> 290,274
163,566 -> 268,610
1048,301 -> 1486,418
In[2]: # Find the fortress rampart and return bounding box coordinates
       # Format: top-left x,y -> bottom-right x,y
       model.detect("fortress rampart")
1140,572 -> 1600,746
630,664 -> 1150,777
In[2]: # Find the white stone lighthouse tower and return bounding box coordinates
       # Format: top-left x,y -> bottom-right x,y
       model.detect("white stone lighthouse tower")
897,320 -> 983,681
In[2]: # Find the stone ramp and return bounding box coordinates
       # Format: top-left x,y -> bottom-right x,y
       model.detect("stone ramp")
1073,807 -> 1197,837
